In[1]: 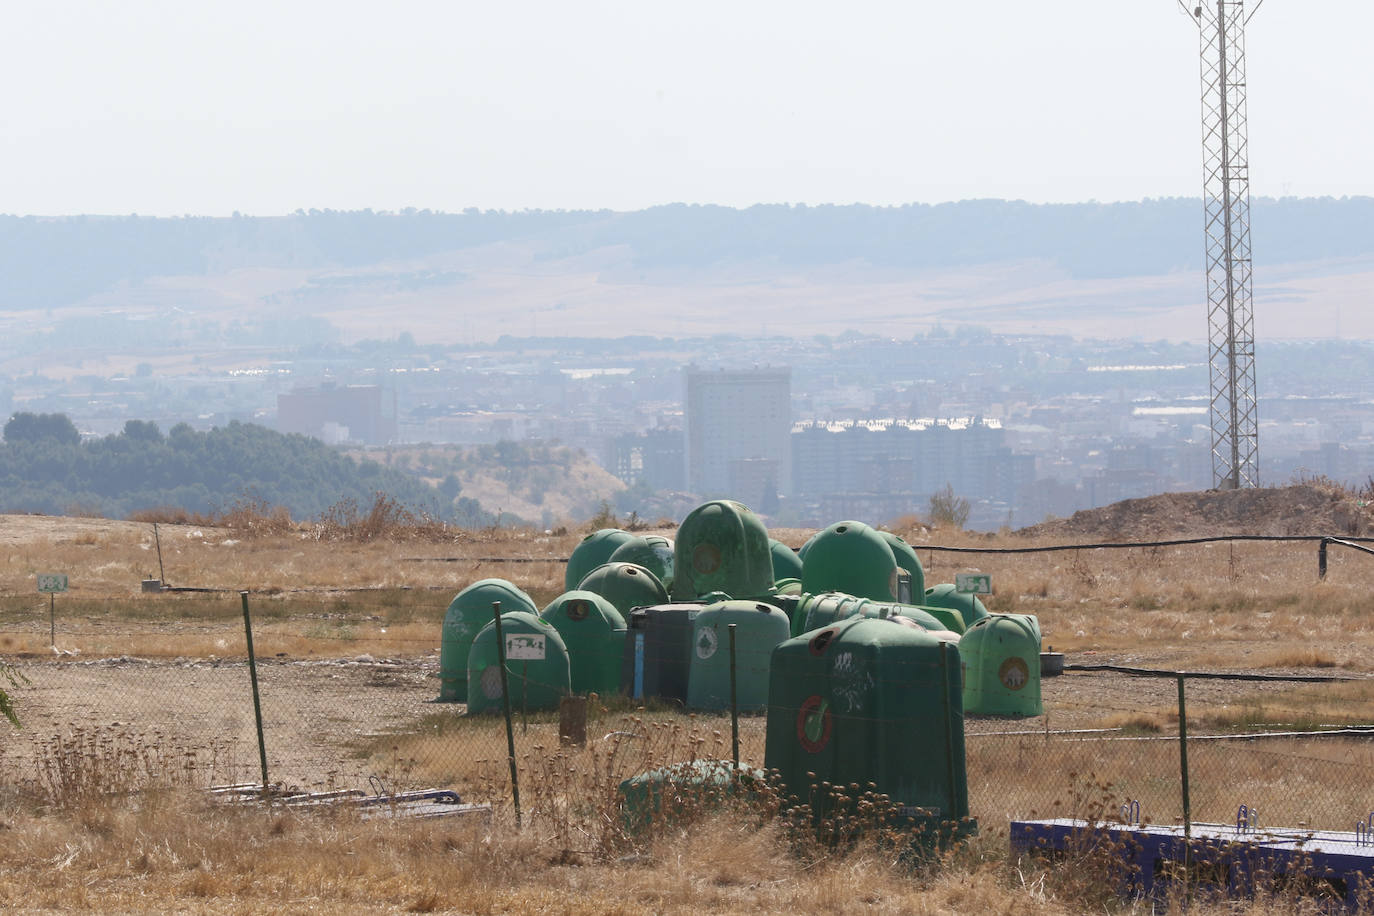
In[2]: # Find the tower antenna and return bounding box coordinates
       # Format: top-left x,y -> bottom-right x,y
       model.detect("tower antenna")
1183,0 -> 1261,489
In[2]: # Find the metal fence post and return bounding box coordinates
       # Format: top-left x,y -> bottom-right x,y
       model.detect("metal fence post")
728,623 -> 739,770
240,591 -> 269,794
493,601 -> 521,828
154,522 -> 166,584
1177,674 -> 1192,888
1319,538 -> 1328,580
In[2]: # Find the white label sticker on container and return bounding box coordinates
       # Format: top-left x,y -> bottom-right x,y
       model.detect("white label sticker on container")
695,627 -> 718,660
505,634 -> 546,660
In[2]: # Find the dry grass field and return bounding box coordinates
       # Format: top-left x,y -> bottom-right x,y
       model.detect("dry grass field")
3,492 -> 1374,913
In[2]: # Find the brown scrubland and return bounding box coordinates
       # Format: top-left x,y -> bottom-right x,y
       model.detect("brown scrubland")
2,483 -> 1372,913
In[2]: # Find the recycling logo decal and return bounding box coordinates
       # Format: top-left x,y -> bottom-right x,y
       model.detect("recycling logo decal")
693,543 -> 722,574
480,664 -> 505,700
796,695 -> 833,753
696,627 -> 718,660
998,657 -> 1030,691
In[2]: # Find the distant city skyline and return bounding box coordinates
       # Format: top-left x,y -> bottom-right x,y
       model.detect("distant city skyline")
5,2 -> 1373,216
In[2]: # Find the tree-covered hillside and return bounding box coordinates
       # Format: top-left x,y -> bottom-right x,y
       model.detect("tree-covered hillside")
0,413 -> 480,522
3,198 -> 1372,309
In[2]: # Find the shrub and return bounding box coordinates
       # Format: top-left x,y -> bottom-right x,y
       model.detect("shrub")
928,484 -> 970,529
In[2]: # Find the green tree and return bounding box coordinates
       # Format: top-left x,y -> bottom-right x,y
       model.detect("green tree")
438,473 -> 462,503
928,483 -> 970,529
4,412 -> 80,446
122,419 -> 162,442
0,416 -> 458,522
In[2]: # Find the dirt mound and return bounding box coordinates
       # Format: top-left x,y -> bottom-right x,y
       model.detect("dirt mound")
1016,484 -> 1373,541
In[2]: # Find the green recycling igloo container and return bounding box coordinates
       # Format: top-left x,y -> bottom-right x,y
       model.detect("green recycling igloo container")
578,562 -> 669,617
438,578 -> 537,702
686,600 -> 791,712
565,528 -> 635,591
618,760 -> 767,834
792,591 -> 866,638
851,601 -> 949,634
801,520 -> 901,602
539,590 -> 627,696
960,614 -> 1042,717
1003,612 -> 1042,644
768,590 -> 804,632
671,500 -> 773,601
769,538 -> 804,584
609,535 -> 675,590
912,605 -> 966,634
923,584 -> 990,628
765,616 -> 970,833
881,532 -> 925,601
467,611 -> 571,714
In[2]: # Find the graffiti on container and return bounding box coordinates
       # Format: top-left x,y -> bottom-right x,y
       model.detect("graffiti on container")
830,651 -> 874,713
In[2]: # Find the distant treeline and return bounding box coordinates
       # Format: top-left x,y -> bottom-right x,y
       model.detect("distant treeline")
3,198 -> 1373,308
0,413 -> 498,525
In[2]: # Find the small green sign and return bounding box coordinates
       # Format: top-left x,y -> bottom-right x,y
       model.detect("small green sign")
37,574 -> 68,594
954,573 -> 991,595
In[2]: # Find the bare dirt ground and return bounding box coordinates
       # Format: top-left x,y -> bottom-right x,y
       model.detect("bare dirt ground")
4,653 -> 441,791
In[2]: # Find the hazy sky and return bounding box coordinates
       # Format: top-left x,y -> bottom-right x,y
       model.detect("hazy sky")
5,1 -> 1371,216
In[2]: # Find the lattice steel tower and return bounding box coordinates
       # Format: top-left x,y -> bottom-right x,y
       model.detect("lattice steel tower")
1184,0 -> 1262,488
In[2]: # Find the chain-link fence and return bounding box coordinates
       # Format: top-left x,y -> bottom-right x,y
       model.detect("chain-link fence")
4,599 -> 1371,842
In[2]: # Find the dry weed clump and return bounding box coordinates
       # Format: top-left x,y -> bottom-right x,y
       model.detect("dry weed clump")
137,492 -> 533,546
215,494 -> 296,536
311,493 -> 455,543
1011,772 -> 1142,910
1,657 -> 23,726
127,506 -> 221,527
27,724 -> 234,809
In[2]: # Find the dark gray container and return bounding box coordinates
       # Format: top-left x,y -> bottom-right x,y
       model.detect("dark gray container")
619,603 -> 702,704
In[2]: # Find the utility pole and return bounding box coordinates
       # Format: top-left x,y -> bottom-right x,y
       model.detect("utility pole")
1183,0 -> 1262,489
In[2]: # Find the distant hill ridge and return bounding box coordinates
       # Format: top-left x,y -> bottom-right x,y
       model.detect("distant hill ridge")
3,198 -> 1373,309
1016,483 -> 1373,541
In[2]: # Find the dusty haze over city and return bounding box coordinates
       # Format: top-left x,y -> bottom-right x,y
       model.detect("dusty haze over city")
3,2 -> 1373,529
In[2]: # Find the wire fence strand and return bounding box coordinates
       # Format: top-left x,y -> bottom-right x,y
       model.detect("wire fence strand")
4,618 -> 1371,838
